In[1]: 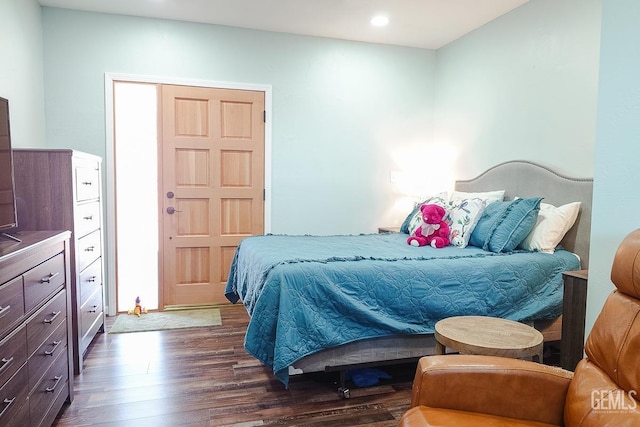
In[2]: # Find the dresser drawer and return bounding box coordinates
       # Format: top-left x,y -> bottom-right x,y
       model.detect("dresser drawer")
75,200 -> 101,239
75,165 -> 100,202
2,398 -> 29,427
24,253 -> 65,313
29,320 -> 67,393
26,290 -> 67,357
29,349 -> 68,427
0,325 -> 27,387
80,288 -> 103,343
0,277 -> 25,339
79,258 -> 103,307
77,230 -> 101,273
0,364 -> 28,424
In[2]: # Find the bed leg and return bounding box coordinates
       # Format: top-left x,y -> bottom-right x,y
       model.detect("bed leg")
337,370 -> 350,399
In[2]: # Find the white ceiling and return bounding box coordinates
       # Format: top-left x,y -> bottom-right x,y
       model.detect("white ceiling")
37,0 -> 530,49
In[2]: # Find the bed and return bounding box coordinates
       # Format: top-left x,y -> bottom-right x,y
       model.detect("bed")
225,160 -> 593,393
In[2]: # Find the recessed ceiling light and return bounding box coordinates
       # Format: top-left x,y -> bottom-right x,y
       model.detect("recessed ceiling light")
370,15 -> 389,27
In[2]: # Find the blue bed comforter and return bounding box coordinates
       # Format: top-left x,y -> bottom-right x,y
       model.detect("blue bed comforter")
225,233 -> 580,386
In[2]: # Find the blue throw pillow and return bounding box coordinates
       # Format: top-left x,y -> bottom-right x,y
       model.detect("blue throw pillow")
470,197 -> 542,253
400,204 -> 420,234
469,201 -> 511,248
486,197 -> 542,252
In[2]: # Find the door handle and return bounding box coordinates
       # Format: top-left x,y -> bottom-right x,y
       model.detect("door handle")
166,207 -> 182,214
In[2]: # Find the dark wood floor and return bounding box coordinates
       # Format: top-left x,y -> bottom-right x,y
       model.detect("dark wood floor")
53,305 -> 414,426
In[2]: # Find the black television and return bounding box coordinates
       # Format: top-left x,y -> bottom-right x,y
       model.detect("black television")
0,96 -> 19,241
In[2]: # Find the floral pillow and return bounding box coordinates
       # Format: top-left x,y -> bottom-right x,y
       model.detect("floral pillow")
445,198 -> 486,248
449,190 -> 505,205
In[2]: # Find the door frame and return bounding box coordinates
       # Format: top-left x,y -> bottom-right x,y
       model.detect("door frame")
104,72 -> 273,316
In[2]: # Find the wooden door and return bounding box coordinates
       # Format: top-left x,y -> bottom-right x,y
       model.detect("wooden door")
161,84 -> 264,307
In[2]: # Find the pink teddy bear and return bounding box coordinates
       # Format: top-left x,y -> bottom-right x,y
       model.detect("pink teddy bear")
407,204 -> 450,248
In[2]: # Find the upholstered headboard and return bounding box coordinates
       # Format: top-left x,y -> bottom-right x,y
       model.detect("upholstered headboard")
455,160 -> 593,268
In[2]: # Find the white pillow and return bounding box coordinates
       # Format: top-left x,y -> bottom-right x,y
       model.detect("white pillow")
450,190 -> 505,205
519,202 -> 581,253
446,198 -> 486,248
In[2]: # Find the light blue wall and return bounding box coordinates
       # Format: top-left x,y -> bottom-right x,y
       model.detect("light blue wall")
586,0 -> 640,334
41,7 -> 437,235
434,0 -> 601,178
0,0 -> 46,148
434,0 -> 605,338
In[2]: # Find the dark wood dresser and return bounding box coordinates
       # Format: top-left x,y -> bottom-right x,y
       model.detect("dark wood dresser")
13,149 -> 105,374
0,230 -> 73,427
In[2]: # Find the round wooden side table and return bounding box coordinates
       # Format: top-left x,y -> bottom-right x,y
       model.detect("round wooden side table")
434,316 -> 544,362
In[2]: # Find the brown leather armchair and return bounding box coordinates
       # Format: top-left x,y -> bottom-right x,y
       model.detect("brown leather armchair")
399,229 -> 640,427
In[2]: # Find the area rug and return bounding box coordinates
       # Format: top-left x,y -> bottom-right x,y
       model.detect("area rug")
109,308 -> 222,334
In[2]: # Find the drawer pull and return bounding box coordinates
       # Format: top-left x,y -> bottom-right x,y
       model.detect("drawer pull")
0,305 -> 10,319
88,305 -> 99,313
44,311 -> 62,324
41,272 -> 60,283
0,357 -> 14,374
87,276 -> 97,283
83,215 -> 94,220
81,181 -> 93,186
0,397 -> 15,418
45,375 -> 63,393
84,246 -> 95,252
45,340 -> 62,356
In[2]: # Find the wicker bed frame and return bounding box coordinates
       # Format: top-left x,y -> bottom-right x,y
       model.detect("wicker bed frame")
289,160 -> 593,386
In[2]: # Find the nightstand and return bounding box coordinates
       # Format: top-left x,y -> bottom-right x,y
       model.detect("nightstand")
560,270 -> 588,371
378,226 -> 400,234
